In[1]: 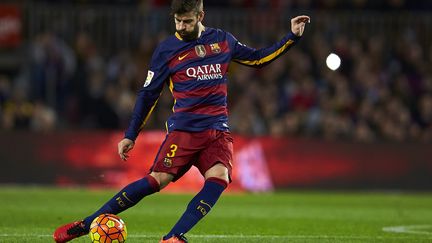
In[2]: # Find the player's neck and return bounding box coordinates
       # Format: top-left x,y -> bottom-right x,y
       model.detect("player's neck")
197,22 -> 205,38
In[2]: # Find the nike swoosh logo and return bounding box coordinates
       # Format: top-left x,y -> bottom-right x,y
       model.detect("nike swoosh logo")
122,192 -> 135,203
178,53 -> 189,61
200,200 -> 212,208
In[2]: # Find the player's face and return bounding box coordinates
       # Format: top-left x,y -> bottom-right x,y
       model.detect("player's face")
174,11 -> 203,41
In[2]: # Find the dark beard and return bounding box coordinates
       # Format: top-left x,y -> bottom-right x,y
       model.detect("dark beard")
178,24 -> 199,41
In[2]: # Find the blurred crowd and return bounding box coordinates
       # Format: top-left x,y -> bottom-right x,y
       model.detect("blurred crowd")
0,5 -> 432,143
19,0 -> 432,10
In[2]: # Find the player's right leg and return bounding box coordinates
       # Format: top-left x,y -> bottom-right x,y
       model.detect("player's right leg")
53,130 -> 199,242
53,173 -> 173,243
53,174 -> 166,242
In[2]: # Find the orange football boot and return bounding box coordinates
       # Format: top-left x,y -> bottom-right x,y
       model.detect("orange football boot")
159,234 -> 188,243
53,220 -> 87,243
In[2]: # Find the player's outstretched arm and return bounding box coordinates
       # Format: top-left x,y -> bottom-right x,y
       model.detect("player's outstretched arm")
231,15 -> 310,68
291,15 -> 310,37
118,138 -> 135,161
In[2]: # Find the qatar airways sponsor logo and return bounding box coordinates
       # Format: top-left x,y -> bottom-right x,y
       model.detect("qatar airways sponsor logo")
186,64 -> 223,81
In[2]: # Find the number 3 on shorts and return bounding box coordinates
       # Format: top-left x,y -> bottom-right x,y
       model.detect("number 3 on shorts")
166,144 -> 178,158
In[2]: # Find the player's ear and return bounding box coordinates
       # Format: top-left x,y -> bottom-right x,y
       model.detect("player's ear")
198,11 -> 205,22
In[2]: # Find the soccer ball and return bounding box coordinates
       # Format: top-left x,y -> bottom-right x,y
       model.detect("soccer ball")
89,214 -> 127,243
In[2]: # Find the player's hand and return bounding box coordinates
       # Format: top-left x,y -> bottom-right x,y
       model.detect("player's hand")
118,138 -> 134,161
291,15 -> 310,37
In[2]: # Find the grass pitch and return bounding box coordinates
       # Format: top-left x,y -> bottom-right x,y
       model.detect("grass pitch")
0,187 -> 431,242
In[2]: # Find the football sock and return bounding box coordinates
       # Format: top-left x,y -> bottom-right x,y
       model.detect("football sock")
163,177 -> 227,239
82,175 -> 159,230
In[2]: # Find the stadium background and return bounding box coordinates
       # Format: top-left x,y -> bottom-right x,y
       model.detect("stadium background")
0,0 -> 431,192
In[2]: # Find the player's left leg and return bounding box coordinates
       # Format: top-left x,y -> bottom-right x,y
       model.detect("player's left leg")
161,164 -> 229,243
161,130 -> 233,242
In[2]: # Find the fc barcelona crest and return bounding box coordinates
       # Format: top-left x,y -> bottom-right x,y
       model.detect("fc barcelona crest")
210,43 -> 221,54
163,158 -> 172,167
195,45 -> 206,58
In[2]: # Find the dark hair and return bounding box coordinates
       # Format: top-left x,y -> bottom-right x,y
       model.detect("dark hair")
171,0 -> 203,15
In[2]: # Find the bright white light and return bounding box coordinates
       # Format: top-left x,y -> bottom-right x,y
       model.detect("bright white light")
326,53 -> 341,71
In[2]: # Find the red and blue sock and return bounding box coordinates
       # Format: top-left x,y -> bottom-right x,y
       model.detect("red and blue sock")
163,177 -> 228,239
82,175 -> 159,230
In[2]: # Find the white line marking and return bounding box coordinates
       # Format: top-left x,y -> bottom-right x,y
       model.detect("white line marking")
383,225 -> 432,235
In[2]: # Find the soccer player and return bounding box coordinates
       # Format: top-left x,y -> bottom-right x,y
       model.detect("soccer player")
53,0 -> 310,242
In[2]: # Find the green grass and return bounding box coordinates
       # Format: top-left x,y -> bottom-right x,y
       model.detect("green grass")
0,187 -> 432,242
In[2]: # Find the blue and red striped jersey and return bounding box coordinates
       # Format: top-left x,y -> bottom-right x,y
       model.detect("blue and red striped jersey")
125,27 -> 301,141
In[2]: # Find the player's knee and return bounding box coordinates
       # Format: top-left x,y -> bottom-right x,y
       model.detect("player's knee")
204,163 -> 229,183
149,172 -> 173,190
